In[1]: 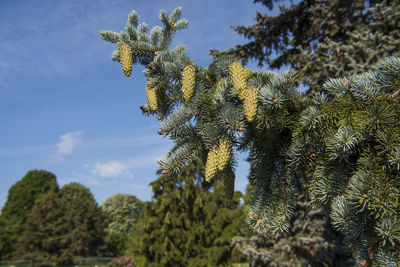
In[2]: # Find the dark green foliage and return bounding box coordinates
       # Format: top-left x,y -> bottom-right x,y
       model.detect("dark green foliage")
0,170 -> 57,260
60,182 -> 105,257
232,189 -> 354,266
138,162 -> 245,267
13,182 -> 105,265
101,7 -> 400,266
101,194 -> 144,256
216,0 -> 400,93
13,186 -> 73,266
104,232 -> 129,257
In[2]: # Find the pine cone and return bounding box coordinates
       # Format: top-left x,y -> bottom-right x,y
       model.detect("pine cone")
243,86 -> 258,122
118,44 -> 132,77
146,83 -> 158,112
181,65 -> 196,102
218,137 -> 233,171
205,146 -> 219,182
229,62 -> 246,98
244,68 -> 252,81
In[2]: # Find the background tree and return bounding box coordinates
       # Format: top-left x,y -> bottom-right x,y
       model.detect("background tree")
215,0 -> 400,93
0,170 -> 57,260
138,162 -> 245,266
13,185 -> 73,265
101,7 -> 400,266
60,182 -> 105,258
101,193 -> 144,256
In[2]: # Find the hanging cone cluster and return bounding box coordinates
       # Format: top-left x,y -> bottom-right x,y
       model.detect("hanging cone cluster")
146,83 -> 158,112
181,65 -> 196,102
118,44 -> 133,77
205,146 -> 219,182
217,137 -> 233,171
243,86 -> 258,122
229,62 -> 246,99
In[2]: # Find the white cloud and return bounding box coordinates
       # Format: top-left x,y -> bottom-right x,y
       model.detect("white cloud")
91,161 -> 133,178
56,131 -> 84,156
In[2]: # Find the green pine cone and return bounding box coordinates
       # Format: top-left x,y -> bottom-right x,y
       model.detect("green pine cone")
119,44 -> 132,77
181,65 -> 196,102
218,137 -> 233,171
229,62 -> 246,96
243,86 -> 258,122
146,83 -> 158,112
205,146 -> 219,182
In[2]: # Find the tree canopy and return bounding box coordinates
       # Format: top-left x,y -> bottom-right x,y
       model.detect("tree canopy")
60,182 -> 105,257
0,170 -> 57,260
101,193 -> 144,256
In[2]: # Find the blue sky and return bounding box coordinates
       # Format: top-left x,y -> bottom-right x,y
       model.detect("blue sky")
0,0 -> 283,209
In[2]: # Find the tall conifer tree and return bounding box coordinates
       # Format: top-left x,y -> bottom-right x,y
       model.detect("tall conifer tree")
101,7 -> 400,265
138,162 -> 244,266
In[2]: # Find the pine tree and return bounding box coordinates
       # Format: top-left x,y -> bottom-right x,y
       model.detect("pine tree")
101,7 -> 400,265
214,0 -> 400,94
0,170 -> 57,260
138,162 -> 244,266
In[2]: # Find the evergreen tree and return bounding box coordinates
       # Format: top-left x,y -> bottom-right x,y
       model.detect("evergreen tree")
101,193 -> 144,256
101,7 -> 400,265
60,182 -> 105,258
0,170 -> 57,260
215,0 -> 400,93
14,185 -> 73,266
138,162 -> 244,266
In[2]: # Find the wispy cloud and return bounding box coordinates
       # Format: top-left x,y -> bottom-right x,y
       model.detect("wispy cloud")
90,161 -> 133,178
56,131 -> 84,156
0,133 -> 170,159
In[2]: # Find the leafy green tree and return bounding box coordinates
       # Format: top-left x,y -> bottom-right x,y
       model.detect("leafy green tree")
13,185 -> 73,266
60,182 -> 105,258
215,0 -> 400,93
102,193 -> 143,234
101,7 -> 400,265
138,162 -> 245,266
0,170 -> 57,260
101,193 -> 144,256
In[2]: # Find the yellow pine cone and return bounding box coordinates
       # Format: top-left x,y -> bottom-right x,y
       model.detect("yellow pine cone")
243,86 -> 258,122
244,68 -> 252,81
218,137 -> 232,171
229,62 -> 246,95
118,44 -> 132,77
181,65 -> 196,102
146,83 -> 158,112
205,146 -> 219,182
236,87 -> 248,101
